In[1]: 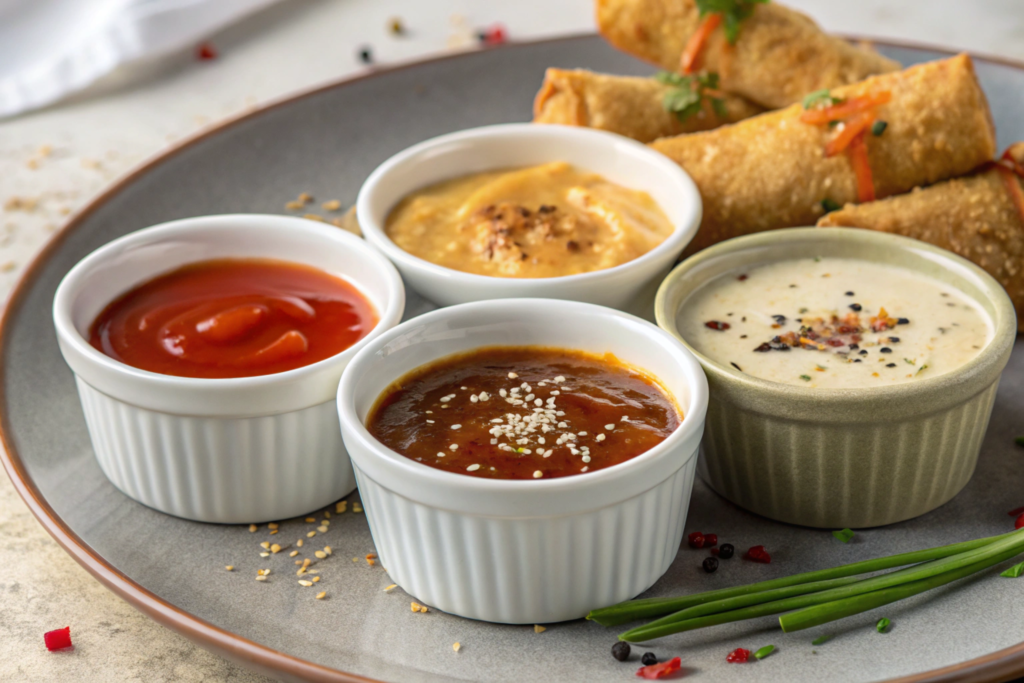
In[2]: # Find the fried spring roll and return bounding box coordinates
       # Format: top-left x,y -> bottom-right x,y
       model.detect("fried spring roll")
650,55 -> 996,254
532,68 -> 762,143
595,0 -> 900,109
818,143 -> 1024,332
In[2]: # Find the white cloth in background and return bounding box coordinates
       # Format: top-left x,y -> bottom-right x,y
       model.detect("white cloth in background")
0,0 -> 279,118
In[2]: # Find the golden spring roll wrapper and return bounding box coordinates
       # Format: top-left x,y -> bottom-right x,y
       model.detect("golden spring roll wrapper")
595,0 -> 900,109
650,55 -> 997,254
818,143 -> 1024,332
532,68 -> 762,143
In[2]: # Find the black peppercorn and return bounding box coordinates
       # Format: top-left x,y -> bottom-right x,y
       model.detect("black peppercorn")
358,47 -> 373,63
703,557 -> 720,573
641,652 -> 658,666
845,291 -> 854,296
886,362 -> 897,367
880,347 -> 892,353
897,317 -> 910,325
611,641 -> 631,662
849,303 -> 862,312
719,543 -> 735,559
859,349 -> 868,356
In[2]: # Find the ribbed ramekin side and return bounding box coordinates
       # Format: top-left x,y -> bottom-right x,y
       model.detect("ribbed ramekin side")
698,382 -> 1000,528
353,453 -> 697,624
75,378 -> 356,523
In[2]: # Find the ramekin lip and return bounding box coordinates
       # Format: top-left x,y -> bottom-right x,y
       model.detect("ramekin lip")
355,123 -> 702,289
52,213 -> 405,392
654,226 -> 1017,405
337,297 -> 709,498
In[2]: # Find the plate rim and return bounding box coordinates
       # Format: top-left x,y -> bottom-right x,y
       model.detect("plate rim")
2,32 -> 1023,683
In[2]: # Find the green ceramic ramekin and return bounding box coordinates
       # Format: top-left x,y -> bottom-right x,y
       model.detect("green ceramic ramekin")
655,227 -> 1017,528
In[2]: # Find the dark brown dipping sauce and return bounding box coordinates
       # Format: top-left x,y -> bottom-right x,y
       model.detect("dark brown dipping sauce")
366,346 -> 681,480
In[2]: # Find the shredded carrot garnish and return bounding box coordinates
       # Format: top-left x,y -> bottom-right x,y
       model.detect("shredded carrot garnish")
680,13 -> 722,74
800,91 -> 892,125
824,111 -> 876,158
847,132 -> 875,203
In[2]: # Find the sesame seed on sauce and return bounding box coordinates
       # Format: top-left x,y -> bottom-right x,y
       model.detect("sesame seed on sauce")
365,348 -> 679,480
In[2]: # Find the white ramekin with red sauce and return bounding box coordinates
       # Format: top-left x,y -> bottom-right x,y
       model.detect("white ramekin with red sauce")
337,298 -> 708,624
53,214 -> 404,523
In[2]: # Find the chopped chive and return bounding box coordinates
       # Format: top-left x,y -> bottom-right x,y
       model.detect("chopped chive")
916,364 -> 929,375
799,307 -> 809,314
811,634 -> 833,645
821,198 -> 841,213
799,374 -> 812,381
903,358 -> 915,365
813,256 -> 821,262
1002,561 -> 1024,578
833,529 -> 855,543
803,89 -> 842,109
876,618 -> 891,633
754,645 -> 776,660
871,120 -> 888,136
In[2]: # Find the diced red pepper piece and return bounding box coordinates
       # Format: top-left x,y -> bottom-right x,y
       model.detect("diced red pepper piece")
847,132 -> 876,203
710,547 -> 720,556
688,532 -> 705,549
680,13 -> 722,74
483,25 -> 507,46
44,627 -> 72,651
1016,512 -> 1024,530
636,656 -> 682,679
726,648 -> 751,663
196,43 -> 217,61
746,546 -> 771,563
1009,506 -> 1024,517
704,534 -> 718,547
799,91 -> 892,125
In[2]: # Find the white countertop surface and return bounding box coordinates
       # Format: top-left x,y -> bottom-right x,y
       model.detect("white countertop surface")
1,1 -> 1021,680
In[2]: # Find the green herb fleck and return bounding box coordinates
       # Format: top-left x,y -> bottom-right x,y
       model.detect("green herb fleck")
656,71 -> 726,122
1015,436 -> 1024,447
516,447 -> 525,453
695,0 -> 769,43
815,365 -> 826,371
1002,561 -> 1024,578
799,307 -> 809,314
811,634 -> 833,646
876,618 -> 891,633
832,528 -> 854,543
821,198 -> 841,213
799,374 -> 812,382
903,358 -> 915,365
753,645 -> 776,660
803,89 -> 844,110
916,364 -> 929,375
813,256 -> 821,262
871,120 -> 888,136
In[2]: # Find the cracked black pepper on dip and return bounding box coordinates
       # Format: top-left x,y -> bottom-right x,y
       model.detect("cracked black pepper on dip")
678,257 -> 991,388
365,346 -> 681,479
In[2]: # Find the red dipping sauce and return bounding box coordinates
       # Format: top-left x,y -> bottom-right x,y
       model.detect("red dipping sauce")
89,258 -> 378,379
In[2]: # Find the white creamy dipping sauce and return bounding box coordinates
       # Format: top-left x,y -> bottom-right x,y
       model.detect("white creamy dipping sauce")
677,258 -> 992,388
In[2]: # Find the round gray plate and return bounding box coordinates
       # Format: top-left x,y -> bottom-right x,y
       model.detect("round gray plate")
2,35 -> 1023,683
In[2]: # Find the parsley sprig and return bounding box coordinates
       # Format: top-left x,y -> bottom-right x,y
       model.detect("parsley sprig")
656,71 -> 727,121
803,89 -> 844,110
695,0 -> 769,43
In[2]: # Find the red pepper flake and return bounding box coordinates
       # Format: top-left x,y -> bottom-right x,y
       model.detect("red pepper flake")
726,648 -> 751,663
737,274 -> 748,281
687,532 -> 705,548
44,626 -> 72,651
710,546 -> 720,556
1009,506 -> 1024,517
636,656 -> 682,679
704,534 -> 718,547
1016,513 -> 1024,530
745,545 -> 771,563
478,24 -> 507,46
196,43 -> 217,61
704,321 -> 730,331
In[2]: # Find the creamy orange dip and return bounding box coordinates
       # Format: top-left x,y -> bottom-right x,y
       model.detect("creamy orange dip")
384,162 -> 674,278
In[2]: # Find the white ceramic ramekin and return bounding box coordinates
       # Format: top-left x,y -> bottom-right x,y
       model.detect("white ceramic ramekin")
337,298 -> 708,624
53,215 -> 405,524
356,123 -> 702,309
